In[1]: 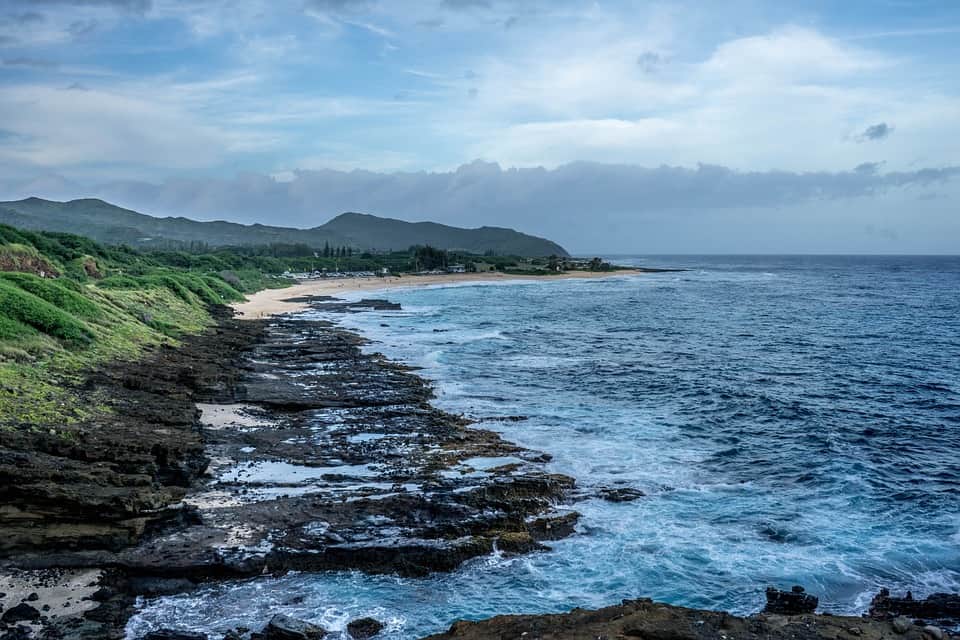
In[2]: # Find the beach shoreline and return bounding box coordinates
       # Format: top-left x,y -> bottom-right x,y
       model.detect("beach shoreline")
232,269 -> 646,318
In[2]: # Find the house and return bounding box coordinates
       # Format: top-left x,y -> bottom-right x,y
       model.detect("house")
447,264 -> 466,273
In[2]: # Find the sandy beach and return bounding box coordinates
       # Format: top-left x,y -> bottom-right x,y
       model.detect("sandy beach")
232,270 -> 645,318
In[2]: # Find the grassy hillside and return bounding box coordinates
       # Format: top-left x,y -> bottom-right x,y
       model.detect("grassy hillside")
0,224 -> 290,428
0,197 -> 569,257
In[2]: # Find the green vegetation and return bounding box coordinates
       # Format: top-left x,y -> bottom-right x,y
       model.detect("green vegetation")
0,223 -> 293,429
0,219 -> 613,430
0,197 -> 570,257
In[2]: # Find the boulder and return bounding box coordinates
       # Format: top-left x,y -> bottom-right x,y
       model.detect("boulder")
869,589 -> 960,623
142,630 -> 207,640
1,603 -> 41,624
346,617 -> 384,639
598,487 -> 646,502
763,586 -> 818,615
892,616 -> 913,634
260,614 -> 326,640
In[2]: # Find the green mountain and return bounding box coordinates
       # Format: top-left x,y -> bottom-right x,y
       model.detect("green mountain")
0,198 -> 569,257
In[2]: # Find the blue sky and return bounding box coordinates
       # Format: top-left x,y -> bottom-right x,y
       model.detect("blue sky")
0,0 -> 958,252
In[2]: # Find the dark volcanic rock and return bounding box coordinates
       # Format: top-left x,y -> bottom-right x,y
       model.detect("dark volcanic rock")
598,487 -> 646,502
259,614 -> 326,640
143,630 -> 208,640
44,315 -> 579,581
346,617 -> 384,639
2,303 -> 580,638
0,627 -> 33,640
764,585 -> 818,615
424,597 -> 936,640
1,602 -> 40,623
869,589 -> 960,624
0,306 -> 267,555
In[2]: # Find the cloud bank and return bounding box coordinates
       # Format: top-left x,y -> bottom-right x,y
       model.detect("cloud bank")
3,160 -> 957,253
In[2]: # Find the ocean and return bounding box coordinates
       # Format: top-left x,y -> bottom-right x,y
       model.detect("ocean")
128,255 -> 960,638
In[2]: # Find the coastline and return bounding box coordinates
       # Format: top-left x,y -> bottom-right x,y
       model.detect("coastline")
232,269 -> 646,318
2,286 -> 956,639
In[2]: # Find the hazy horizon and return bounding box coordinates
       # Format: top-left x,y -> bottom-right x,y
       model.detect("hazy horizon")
1,0 -> 958,253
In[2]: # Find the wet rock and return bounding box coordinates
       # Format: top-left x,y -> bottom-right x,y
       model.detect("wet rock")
1,603 -> 40,624
424,597 -> 917,640
598,487 -> 646,502
259,614 -> 326,640
892,616 -> 913,634
346,617 -> 384,639
869,589 -> 960,624
527,512 -> 580,541
923,626 -> 944,640
127,577 -> 198,597
763,585 -> 818,615
0,307 -> 266,555
143,630 -> 208,640
24,593 -> 38,602
1,308 -> 581,637
0,627 -> 33,640
89,587 -> 116,602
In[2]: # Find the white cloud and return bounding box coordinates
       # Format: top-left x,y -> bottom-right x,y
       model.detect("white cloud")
445,24 -> 959,172
0,84 -> 229,169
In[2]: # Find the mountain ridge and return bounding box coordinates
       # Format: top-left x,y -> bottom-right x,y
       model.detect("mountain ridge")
0,197 -> 569,257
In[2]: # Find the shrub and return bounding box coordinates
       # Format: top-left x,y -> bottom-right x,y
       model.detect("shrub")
0,313 -> 37,341
0,281 -> 94,346
0,273 -> 102,318
202,275 -> 244,303
98,275 -> 141,289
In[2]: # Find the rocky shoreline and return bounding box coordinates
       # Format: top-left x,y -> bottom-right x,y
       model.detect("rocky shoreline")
1,300 -> 581,638
1,298 -> 957,640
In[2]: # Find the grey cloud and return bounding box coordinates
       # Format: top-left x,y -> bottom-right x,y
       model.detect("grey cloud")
637,51 -> 662,73
18,0 -> 151,13
68,19 -> 100,37
854,162 -> 881,175
858,122 -> 893,141
303,0 -> 375,14
6,12 -> 45,24
8,160 -> 956,252
3,56 -> 59,69
442,0 -> 492,10
416,17 -> 445,29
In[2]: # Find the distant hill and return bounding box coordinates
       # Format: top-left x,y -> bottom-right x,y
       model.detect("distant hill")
0,198 -> 569,257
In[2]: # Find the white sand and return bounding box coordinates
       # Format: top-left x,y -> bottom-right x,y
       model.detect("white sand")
232,270 -> 645,319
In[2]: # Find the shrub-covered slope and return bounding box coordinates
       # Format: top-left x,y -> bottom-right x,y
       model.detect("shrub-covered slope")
0,224 -> 287,427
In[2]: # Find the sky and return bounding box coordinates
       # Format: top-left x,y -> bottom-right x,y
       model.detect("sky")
0,0 -> 958,254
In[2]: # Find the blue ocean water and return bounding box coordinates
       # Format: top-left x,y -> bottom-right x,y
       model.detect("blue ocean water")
128,256 -> 960,639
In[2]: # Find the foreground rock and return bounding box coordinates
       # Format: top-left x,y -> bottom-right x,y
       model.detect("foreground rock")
763,585 -> 818,615
346,618 -> 384,639
72,315 -> 576,583
0,306 -> 265,554
424,597 -> 956,640
2,302 -> 578,638
870,589 -> 960,626
259,614 -> 326,640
